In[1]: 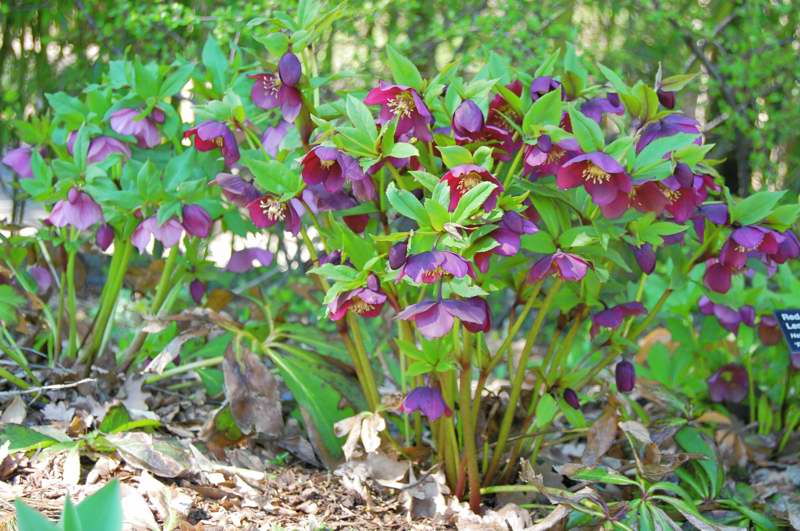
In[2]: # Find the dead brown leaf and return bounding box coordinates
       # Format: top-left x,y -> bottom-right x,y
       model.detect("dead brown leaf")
107,432 -> 192,478
222,347 -> 283,440
0,396 -> 26,424
582,399 -> 619,466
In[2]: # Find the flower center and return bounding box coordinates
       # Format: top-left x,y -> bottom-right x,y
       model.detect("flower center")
734,244 -> 750,253
721,371 -> 734,383
259,197 -> 286,221
546,147 -> 564,164
349,297 -> 374,314
660,186 -> 681,203
457,171 -> 483,193
213,136 -> 225,148
320,159 -> 336,169
581,164 -> 611,184
421,266 -> 450,283
388,91 -> 416,119
261,74 -> 281,96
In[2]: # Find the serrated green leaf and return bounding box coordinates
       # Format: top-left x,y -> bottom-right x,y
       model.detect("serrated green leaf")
567,107 -> 604,152
386,183 -> 428,224
438,145 -> 473,169
386,45 -> 424,90
730,191 -> 786,226
452,181 -> 496,222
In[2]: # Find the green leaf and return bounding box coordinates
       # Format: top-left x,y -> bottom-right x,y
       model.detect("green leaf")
202,37 -> 228,91
258,32 -> 289,57
567,107 -> 604,152
75,480 -> 123,531
346,95 -> 377,142
438,145 -> 473,169
634,133 -> 699,172
410,170 -> 439,191
523,89 -> 563,133
386,183 -> 428,224
660,72 -> 698,92
674,427 -> 721,498
521,231 -> 557,254
98,405 -> 132,433
386,45 -> 424,90
61,497 -> 82,531
452,181 -> 496,222
533,393 -> 559,428
730,190 -> 786,226
570,467 -> 639,486
0,424 -> 57,452
387,142 -> 419,159
14,500 -> 60,531
309,263 -> 359,282
597,63 -> 629,95
160,63 -> 194,97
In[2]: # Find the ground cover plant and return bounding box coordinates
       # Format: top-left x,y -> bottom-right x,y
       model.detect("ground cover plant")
1,1 -> 799,529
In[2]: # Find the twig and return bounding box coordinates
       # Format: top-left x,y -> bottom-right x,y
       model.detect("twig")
0,377 -> 95,398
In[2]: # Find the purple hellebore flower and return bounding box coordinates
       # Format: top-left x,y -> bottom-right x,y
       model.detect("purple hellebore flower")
131,216 -> 184,253
530,76 -> 563,101
580,93 -> 624,123
739,305 -> 756,327
67,133 -> 131,164
440,164 -> 503,213
184,121 -> 240,166
707,364 -> 748,403
389,241 -> 408,270
758,315 -> 782,347
28,265 -> 52,292
474,211 -> 538,272
636,114 -> 702,153
2,146 -> 34,178
395,297 -> 488,339
247,194 -> 303,235
452,99 -> 484,142
182,204 -> 212,238
523,136 -> 580,180
773,230 -> 800,264
692,203 -> 730,241
719,226 -> 783,270
109,107 -> 164,148
557,152 -> 631,219
319,250 -> 343,266
698,296 -> 756,334
210,173 -> 261,207
261,120 -> 291,157
590,302 -> 647,337
225,247 -> 274,272
249,52 -> 304,122
703,258 -> 736,294
328,274 -> 387,321
631,243 -> 656,274
189,279 -> 206,305
397,250 -> 475,284
95,224 -> 115,251
563,388 -> 580,410
615,360 -> 636,393
527,251 -> 590,283
461,296 -> 492,333
47,188 -> 104,231
399,386 -> 451,421
660,175 -> 702,224
364,82 -> 433,142
485,80 -> 524,161
301,146 -> 365,193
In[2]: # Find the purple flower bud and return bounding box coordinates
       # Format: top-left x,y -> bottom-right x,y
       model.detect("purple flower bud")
278,52 -> 302,86
632,243 -> 656,275
657,89 -> 676,109
452,100 -> 484,140
28,265 -> 52,292
758,315 -> 782,346
2,146 -> 34,178
399,386 -> 451,421
530,76 -> 561,101
563,388 -> 580,409
189,279 -> 206,305
388,242 -> 408,270
95,224 -> 115,251
739,305 -> 756,327
707,364 -> 748,403
182,204 -> 212,238
225,247 -> 274,272
320,250 -> 343,266
615,361 -> 635,393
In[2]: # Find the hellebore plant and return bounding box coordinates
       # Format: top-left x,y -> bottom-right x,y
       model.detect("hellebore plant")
4,11 -> 799,520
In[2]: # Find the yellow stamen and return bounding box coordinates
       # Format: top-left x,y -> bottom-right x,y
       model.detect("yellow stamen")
457,171 -> 483,193
259,197 -> 286,221
349,297 -> 374,314
214,136 -> 224,147
320,159 -> 335,169
581,164 -> 611,184
546,147 -> 564,163
387,91 -> 416,118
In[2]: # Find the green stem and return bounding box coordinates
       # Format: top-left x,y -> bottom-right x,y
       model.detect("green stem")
458,333 -> 481,512
65,244 -> 78,358
626,288 -> 672,340
144,355 -> 223,384
347,313 -> 380,411
0,365 -> 31,391
486,281 -> 543,373
502,145 -> 524,189
54,269 -> 65,359
484,279 -> 562,485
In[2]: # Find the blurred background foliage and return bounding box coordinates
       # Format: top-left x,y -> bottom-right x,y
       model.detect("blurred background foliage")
1,0 -> 798,197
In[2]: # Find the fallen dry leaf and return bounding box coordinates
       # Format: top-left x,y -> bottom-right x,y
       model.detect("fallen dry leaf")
334,411 -> 386,461
120,483 -> 159,530
107,432 -> 192,478
144,324 -> 212,374
0,396 -> 26,424
619,420 -> 652,445
527,504 -> 568,531
453,501 -> 532,530
582,400 -> 619,466
63,446 -> 81,486
223,347 -> 283,439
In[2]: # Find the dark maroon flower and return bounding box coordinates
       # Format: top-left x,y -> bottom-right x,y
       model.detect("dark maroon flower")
632,243 -> 656,274
47,188 -> 104,231
474,211 -> 538,272
95,224 -> 115,251
343,214 -> 369,234
2,146 -> 34,178
249,52 -> 303,122
210,173 -> 261,207
247,194 -> 302,235
486,80 -> 523,161
563,388 -> 580,409
189,279 -> 206,305
720,226 -> 783,270
630,181 -> 669,215
399,386 -> 451,421
615,360 -> 635,393
590,302 -> 647,337
328,274 -> 387,321
440,164 -> 503,213
319,250 -> 343,266
657,89 -> 676,109
397,251 -> 474,284
28,265 -> 52,293
580,93 -> 624,123
261,120 -> 291,157
636,115 -> 701,153
703,258 -> 735,294
389,242 -> 408,270
660,175 -> 702,223
225,247 -> 273,272
452,99 -> 484,142
707,364 -> 748,403
692,203 -> 730,240
182,204 -> 212,238
524,136 -> 580,180
301,146 -> 365,193
132,216 -> 183,252
184,121 -> 240,166
527,251 -> 590,283
530,76 -> 562,102
395,297 -> 487,339
773,230 -> 800,264
758,315 -> 782,346
109,107 -> 164,148
462,296 -> 491,333
364,82 -> 433,142
698,296 -> 756,334
557,153 -> 631,219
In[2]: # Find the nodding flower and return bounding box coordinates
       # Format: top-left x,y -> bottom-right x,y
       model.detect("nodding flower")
527,251 -> 590,283
109,107 -> 165,148
249,52 -> 303,122
46,187 -> 104,232
395,297 -> 488,339
183,121 -> 240,166
399,386 -> 451,421
440,164 -> 503,213
707,364 -> 748,403
557,152 -> 631,219
247,194 -> 303,235
328,274 -> 387,321
397,251 -> 475,284
364,82 -> 433,141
